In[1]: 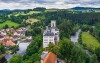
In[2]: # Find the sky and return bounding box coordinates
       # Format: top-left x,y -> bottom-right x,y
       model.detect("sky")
0,0 -> 100,10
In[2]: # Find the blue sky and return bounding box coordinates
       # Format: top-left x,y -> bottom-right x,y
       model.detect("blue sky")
0,0 -> 100,9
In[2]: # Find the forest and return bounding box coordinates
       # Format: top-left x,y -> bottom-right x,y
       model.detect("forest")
0,8 -> 100,63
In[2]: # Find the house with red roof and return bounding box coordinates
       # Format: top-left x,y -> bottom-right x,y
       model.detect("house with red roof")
0,31 -> 7,36
0,40 -> 3,44
41,51 -> 57,63
5,40 -> 16,46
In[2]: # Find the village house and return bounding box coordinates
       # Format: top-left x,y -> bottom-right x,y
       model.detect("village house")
12,35 -> 18,41
14,31 -> 21,36
0,27 -> 28,47
0,38 -> 16,46
0,31 -> 7,36
6,28 -> 14,32
5,40 -> 16,46
43,20 -> 59,48
0,35 -> 4,40
41,51 -> 57,63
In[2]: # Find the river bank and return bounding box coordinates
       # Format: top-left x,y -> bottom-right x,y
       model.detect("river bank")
70,29 -> 93,55
5,42 -> 30,61
0,51 -> 12,59
71,29 -> 100,63
0,41 -> 31,63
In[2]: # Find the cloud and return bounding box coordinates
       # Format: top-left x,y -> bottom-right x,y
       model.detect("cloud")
0,0 -> 99,9
55,2 -> 65,5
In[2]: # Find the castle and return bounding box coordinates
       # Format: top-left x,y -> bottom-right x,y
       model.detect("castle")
43,20 -> 59,48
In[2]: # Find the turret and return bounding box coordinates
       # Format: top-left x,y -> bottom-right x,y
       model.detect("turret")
51,20 -> 56,27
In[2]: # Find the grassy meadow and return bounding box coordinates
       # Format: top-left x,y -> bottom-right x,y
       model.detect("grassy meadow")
8,11 -> 40,17
26,18 -> 39,24
0,21 -> 19,28
82,32 -> 100,52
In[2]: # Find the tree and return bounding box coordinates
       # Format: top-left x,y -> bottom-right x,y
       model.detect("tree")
23,35 -> 42,62
32,27 -> 41,36
59,20 -> 73,39
58,38 -> 74,62
0,44 -> 6,54
30,53 -> 40,62
57,38 -> 96,63
90,54 -> 98,63
23,59 -> 32,63
70,46 -> 90,63
33,7 -> 46,12
8,54 -> 23,63
81,24 -> 90,31
78,32 -> 82,44
25,35 -> 42,56
48,43 -> 59,55
95,46 -> 100,58
4,24 -> 9,29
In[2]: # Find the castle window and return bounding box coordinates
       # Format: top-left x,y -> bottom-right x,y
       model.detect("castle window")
44,39 -> 48,41
44,42 -> 48,43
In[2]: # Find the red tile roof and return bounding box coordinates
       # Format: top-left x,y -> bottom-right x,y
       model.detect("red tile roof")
0,40 -> 2,43
43,52 -> 57,63
4,36 -> 10,39
6,40 -> 16,46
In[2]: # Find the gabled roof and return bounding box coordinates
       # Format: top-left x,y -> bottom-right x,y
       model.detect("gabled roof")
0,40 -> 2,43
43,52 -> 57,63
4,36 -> 10,39
44,31 -> 54,36
6,40 -> 16,46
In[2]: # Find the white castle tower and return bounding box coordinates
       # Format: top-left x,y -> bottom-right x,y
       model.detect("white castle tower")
51,20 -> 56,27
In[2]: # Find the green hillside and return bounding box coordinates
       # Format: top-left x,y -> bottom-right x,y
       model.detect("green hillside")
82,32 -> 100,52
0,21 -> 19,28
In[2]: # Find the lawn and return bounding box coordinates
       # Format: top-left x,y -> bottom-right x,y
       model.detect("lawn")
26,18 -> 39,24
82,32 -> 100,52
0,21 -> 19,28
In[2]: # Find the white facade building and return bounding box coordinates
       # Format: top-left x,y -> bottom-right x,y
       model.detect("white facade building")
43,20 -> 59,48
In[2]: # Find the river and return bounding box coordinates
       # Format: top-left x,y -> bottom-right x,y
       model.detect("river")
71,29 -> 81,43
0,42 -> 30,63
70,29 -> 92,55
